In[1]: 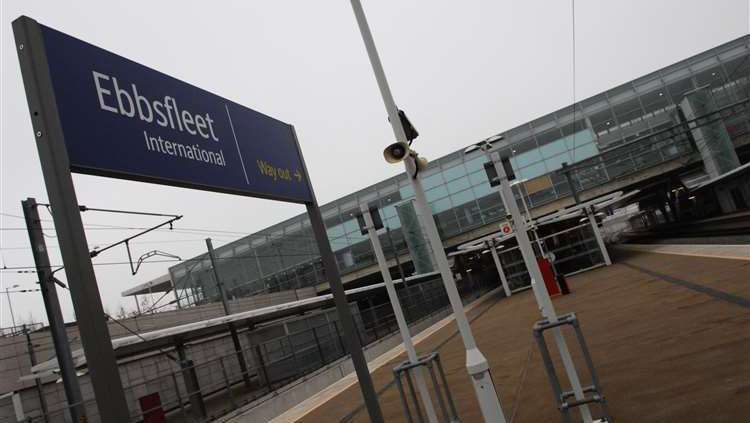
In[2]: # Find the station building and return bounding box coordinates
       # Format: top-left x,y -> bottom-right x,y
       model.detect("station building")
156,34 -> 750,307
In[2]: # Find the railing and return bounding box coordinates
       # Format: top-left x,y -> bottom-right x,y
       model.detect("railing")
5,275 -> 498,423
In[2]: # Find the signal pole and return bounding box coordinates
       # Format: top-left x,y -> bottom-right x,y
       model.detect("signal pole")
22,198 -> 86,422
349,2 -> 507,421
360,205 -> 439,423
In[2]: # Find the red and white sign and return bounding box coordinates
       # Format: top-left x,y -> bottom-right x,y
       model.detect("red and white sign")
501,222 -> 513,235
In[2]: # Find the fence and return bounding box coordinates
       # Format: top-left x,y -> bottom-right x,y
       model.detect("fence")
2,274 -> 497,423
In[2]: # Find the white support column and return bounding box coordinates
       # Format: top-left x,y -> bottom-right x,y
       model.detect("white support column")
586,209 -> 611,266
487,240 -> 512,297
491,150 -> 593,423
361,205 -> 439,423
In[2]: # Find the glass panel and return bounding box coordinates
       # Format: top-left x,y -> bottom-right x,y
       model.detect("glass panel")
536,128 -> 563,146
422,173 -> 444,190
666,78 -> 695,103
425,185 -> 449,202
430,197 -> 452,214
446,176 -> 471,194
399,184 -> 414,199
468,169 -> 487,185
515,148 -> 543,167
342,218 -> 359,235
450,188 -> 476,207
519,161 -> 548,180
571,143 -> 599,162
326,224 -> 345,239
381,205 -> 397,219
464,156 -> 487,173
472,181 -> 493,198
564,129 -> 595,150
441,164 -> 467,182
539,138 -> 568,158
545,151 -> 573,171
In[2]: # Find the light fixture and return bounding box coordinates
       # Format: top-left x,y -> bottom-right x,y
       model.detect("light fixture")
658,92 -> 663,97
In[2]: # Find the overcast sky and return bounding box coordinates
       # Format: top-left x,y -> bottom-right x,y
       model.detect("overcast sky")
1,0 -> 748,325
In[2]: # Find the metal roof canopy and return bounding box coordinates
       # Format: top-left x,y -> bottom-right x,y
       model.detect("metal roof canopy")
121,274 -> 172,297
691,161 -> 750,192
26,272 -> 439,378
535,190 -> 641,226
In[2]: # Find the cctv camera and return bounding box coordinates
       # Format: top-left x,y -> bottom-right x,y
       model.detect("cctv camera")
383,142 -> 410,164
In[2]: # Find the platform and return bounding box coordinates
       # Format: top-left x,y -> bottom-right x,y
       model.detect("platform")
272,248 -> 750,423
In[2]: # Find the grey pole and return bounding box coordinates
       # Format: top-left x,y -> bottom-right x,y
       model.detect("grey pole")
22,198 -> 86,422
287,125 -> 384,423
5,287 -> 17,332
24,325 -> 49,423
206,238 -> 252,387
13,17 -> 131,421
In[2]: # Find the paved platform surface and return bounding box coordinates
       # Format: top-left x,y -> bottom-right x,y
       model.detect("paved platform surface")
295,249 -> 750,423
618,243 -> 750,260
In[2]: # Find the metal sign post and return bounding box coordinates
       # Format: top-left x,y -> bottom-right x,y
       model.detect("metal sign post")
13,18 -> 131,421
22,198 -> 86,423
349,2 -> 507,421
360,205 -> 439,423
13,15 -> 383,422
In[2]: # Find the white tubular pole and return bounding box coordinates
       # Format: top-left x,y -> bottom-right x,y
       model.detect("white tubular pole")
587,209 -> 612,266
407,158 -> 507,423
360,205 -> 439,423
349,3 -> 507,420
488,241 -> 512,297
490,151 -> 593,423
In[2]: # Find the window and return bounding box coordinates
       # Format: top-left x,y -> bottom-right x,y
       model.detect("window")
694,64 -> 726,87
666,78 -> 695,103
430,197 -> 452,214
422,173 -> 444,190
450,188 -> 476,207
472,181 -> 493,198
468,169 -> 488,185
571,143 -> 599,162
441,164 -> 467,182
539,138 -> 568,158
425,185 -> 449,202
536,128 -> 563,146
446,176 -> 471,194
399,184 -> 415,199
545,152 -> 573,171
519,161 -> 548,180
515,148 -> 543,168
464,156 -> 487,173
589,107 -> 616,134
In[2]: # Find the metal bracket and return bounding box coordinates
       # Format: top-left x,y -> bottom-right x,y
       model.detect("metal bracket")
532,313 -> 612,423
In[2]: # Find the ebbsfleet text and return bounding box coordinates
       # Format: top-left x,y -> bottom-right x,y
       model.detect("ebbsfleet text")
92,71 -> 226,167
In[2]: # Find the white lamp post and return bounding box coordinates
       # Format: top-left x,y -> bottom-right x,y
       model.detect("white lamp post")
360,205 -> 439,423
349,2 -> 507,421
482,145 -> 594,423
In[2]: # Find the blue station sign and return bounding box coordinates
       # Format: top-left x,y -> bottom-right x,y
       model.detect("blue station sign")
37,23 -> 313,203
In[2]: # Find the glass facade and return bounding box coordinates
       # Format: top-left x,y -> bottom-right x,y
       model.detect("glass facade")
170,35 -> 750,301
